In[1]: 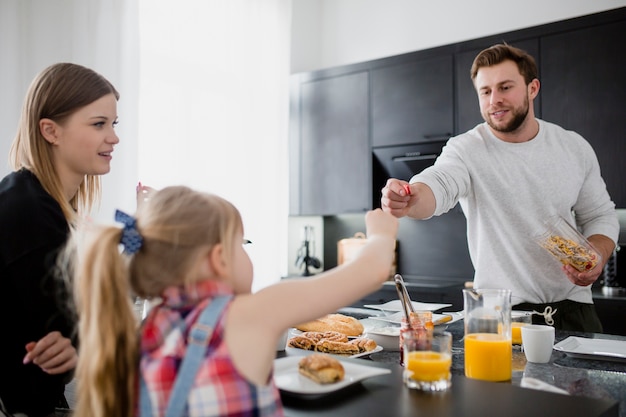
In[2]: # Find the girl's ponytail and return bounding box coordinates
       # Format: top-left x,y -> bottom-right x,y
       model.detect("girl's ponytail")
73,226 -> 138,417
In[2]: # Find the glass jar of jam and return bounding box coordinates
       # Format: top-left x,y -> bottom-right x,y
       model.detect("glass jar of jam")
399,311 -> 433,366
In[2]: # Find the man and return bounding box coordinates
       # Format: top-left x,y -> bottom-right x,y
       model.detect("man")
381,44 -> 618,332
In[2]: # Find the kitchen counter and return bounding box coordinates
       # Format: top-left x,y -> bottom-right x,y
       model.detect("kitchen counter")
280,320 -> 626,417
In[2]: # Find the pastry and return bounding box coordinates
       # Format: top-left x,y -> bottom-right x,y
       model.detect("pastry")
300,331 -> 348,343
295,314 -> 364,336
315,339 -> 360,355
287,329 -> 378,356
298,354 -> 345,384
349,337 -> 378,353
287,335 -> 316,350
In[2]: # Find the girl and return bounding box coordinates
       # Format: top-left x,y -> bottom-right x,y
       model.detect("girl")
70,186 -> 397,417
0,62 -> 120,417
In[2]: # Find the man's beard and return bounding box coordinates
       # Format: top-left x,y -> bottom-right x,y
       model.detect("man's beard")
484,95 -> 529,133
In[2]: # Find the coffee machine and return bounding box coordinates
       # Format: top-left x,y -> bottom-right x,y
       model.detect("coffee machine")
601,210 -> 626,296
602,245 -> 625,296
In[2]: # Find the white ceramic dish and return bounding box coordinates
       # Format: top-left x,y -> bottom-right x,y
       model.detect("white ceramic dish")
274,356 -> 391,395
363,300 -> 451,312
360,313 -> 463,350
367,311 -> 463,326
553,336 -> 626,362
363,327 -> 400,350
285,345 -> 383,359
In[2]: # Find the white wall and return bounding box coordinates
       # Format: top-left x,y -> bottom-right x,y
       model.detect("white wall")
290,0 -> 626,73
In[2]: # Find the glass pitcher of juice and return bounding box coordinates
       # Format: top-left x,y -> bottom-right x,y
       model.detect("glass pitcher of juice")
463,288 -> 512,382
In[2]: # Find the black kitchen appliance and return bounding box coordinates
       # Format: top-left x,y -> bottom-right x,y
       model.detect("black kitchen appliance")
372,141 -> 447,191
601,209 -> 626,295
370,142 -> 474,286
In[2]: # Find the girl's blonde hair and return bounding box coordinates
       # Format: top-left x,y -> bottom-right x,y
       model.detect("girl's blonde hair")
10,62 -> 119,224
69,186 -> 242,417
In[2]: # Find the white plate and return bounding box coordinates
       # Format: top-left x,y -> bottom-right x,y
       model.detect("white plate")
553,336 -> 626,362
367,311 -> 463,326
273,356 -> 391,395
363,300 -> 451,312
285,344 -> 383,359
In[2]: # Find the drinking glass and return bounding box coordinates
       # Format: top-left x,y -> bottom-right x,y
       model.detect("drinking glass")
511,311 -> 532,346
403,330 -> 452,391
463,288 -> 512,382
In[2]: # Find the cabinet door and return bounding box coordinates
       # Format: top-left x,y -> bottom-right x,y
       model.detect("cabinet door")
371,55 -> 454,147
455,39 -> 540,135
540,21 -> 626,208
299,71 -> 370,215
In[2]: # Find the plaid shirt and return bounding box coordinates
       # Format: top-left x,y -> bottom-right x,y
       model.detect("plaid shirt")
139,280 -> 283,417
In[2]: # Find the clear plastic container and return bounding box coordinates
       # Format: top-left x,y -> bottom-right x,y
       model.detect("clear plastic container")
536,215 -> 601,272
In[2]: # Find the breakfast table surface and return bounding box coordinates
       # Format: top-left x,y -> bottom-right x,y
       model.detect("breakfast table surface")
278,319 -> 626,417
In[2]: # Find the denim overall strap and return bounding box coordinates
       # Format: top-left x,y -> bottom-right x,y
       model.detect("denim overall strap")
139,295 -> 232,417
139,373 -> 152,417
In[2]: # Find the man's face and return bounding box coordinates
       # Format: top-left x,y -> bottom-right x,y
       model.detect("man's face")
474,60 -> 532,134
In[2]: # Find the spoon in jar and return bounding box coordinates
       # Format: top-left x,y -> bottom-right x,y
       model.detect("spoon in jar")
394,273 -> 414,327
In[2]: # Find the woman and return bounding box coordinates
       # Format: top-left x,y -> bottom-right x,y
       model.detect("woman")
0,62 -> 120,417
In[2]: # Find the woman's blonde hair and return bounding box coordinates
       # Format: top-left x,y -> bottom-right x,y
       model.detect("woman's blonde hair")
9,62 -> 119,223
69,185 -> 242,417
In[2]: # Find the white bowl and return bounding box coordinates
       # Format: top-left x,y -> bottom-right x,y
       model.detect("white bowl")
364,326 -> 400,351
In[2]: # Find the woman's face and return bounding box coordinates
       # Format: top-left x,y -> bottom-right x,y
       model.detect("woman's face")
49,92 -> 119,185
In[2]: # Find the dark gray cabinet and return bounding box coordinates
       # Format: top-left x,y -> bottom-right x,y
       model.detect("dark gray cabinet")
295,71 -> 370,215
540,20 -> 626,208
371,54 -> 454,147
289,8 -> 626,216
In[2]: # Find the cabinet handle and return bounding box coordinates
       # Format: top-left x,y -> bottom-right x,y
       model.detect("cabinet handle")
423,133 -> 452,140
392,154 -> 438,162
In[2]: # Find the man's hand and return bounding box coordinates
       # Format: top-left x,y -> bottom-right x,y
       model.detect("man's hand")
562,264 -> 601,287
381,179 -> 413,218
563,234 -> 615,287
381,179 -> 436,219
23,331 -> 77,375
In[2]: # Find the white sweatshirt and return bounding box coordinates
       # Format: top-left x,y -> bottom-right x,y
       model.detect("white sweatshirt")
412,119 -> 619,305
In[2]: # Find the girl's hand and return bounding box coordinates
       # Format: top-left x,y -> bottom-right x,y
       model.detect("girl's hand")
23,331 -> 77,374
365,208 -> 398,240
136,181 -> 157,209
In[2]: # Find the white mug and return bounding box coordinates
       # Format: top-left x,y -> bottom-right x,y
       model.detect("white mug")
522,325 -> 555,363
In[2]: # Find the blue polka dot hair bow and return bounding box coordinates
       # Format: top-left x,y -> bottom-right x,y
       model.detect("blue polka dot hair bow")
115,209 -> 144,255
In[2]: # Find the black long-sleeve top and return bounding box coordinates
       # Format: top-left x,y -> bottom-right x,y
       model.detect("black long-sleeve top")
0,169 -> 76,417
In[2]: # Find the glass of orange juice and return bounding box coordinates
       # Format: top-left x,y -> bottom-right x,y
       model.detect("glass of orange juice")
463,288 -> 512,382
511,311 -> 532,345
403,330 -> 452,391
